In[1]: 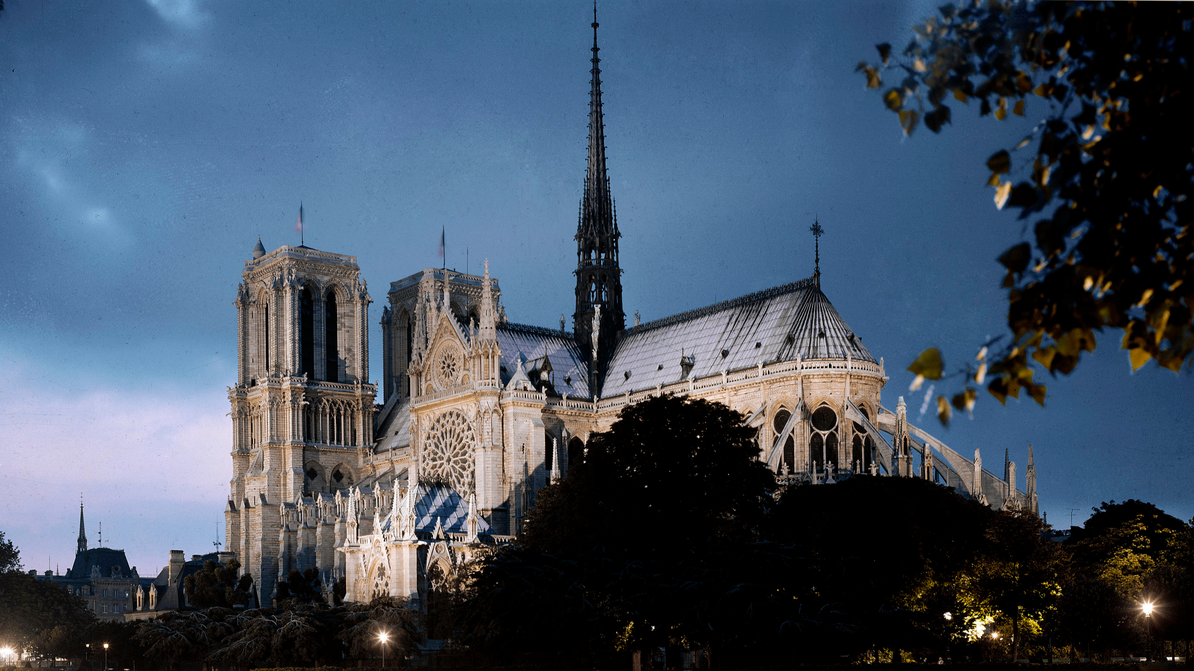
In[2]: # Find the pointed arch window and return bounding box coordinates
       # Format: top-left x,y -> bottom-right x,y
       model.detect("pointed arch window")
772,408 -> 795,473
809,406 -> 839,473
851,408 -> 874,473
325,291 -> 339,382
300,287 -> 315,379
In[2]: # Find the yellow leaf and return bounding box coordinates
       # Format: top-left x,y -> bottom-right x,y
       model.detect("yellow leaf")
1153,184 -> 1164,198
1082,125 -> 1094,140
1136,288 -> 1154,307
1032,346 -> 1056,369
974,362 -> 987,385
1129,347 -> 1152,371
1027,383 -> 1046,406
988,173 -> 1001,187
976,346 -> 988,361
1013,100 -> 1025,116
994,181 -> 1012,209
1084,276 -> 1094,290
995,107 -> 1007,121
908,348 -> 944,379
914,57 -> 927,72
910,374 -> 925,391
954,89 -> 969,103
937,396 -> 952,426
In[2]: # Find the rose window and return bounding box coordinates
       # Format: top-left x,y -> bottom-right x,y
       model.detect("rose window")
421,410 -> 476,494
434,346 -> 462,391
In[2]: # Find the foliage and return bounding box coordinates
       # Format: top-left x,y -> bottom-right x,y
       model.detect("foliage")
461,395 -> 777,660
971,509 -> 1062,661
274,567 -> 324,606
0,531 -> 19,574
183,559 -> 253,608
860,1 -> 1193,424
521,394 -> 774,560
0,571 -> 94,652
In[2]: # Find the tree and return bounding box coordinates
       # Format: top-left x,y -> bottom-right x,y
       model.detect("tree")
0,531 -> 19,573
273,567 -> 324,606
860,1 -> 1192,424
183,559 -> 253,608
460,395 -> 776,660
972,509 -> 1062,661
0,571 -> 94,653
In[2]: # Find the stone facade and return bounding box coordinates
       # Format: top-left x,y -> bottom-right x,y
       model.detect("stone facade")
224,14 -> 1038,607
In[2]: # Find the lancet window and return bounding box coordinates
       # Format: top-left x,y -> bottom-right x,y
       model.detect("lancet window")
325,291 -> 339,383
851,407 -> 874,473
300,287 -> 315,379
809,405 -> 839,472
773,408 -> 795,473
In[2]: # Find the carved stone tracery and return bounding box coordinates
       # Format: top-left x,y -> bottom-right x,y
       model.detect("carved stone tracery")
421,410 -> 476,494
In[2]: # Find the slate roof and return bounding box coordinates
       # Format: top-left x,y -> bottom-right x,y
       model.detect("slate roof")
68,547 -> 133,579
600,278 -> 874,397
380,483 -> 490,536
497,323 -> 590,397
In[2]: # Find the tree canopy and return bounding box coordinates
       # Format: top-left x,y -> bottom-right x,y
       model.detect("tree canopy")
861,1 -> 1192,424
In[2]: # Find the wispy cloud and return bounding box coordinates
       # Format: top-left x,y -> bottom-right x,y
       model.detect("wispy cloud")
144,0 -> 209,30
0,353 -> 229,573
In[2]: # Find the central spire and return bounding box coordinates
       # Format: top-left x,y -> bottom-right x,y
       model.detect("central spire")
574,2 -> 624,396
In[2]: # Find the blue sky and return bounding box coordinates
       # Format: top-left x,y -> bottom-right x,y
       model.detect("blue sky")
1,0 -> 1190,575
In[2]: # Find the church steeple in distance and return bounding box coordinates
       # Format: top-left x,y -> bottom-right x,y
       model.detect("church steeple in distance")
77,497 -> 87,554
574,2 -> 624,394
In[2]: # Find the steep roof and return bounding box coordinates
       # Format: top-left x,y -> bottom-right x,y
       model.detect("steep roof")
68,548 -> 132,579
497,323 -> 590,397
600,278 -> 874,397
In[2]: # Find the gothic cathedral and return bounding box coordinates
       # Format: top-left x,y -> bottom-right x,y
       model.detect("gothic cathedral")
225,12 -> 1038,606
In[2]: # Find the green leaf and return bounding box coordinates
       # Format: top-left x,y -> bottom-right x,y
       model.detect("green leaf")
908,347 -> 944,380
987,149 -> 1011,174
998,243 -> 1032,273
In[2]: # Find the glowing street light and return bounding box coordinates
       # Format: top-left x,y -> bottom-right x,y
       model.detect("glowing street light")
377,631 -> 389,668
1142,601 -> 1154,662
991,631 -> 1000,641
943,612 -> 952,621
1,647 -> 15,664
103,642 -> 109,671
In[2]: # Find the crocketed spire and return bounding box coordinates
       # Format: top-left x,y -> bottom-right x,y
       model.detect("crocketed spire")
574,2 -> 624,395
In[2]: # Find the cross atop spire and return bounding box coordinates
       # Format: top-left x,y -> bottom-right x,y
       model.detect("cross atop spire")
810,218 -> 824,287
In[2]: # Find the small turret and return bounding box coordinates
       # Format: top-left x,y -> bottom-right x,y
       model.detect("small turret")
252,236 -> 266,259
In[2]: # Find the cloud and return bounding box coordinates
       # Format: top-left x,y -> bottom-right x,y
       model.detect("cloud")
0,353 -> 230,572
144,0 -> 209,30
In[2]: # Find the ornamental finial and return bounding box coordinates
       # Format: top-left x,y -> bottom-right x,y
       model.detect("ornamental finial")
810,218 -> 824,287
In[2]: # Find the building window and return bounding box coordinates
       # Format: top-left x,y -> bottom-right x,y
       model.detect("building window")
102,604 -> 108,614
325,290 -> 339,382
772,408 -> 795,472
809,405 -> 839,472
301,287 -> 315,379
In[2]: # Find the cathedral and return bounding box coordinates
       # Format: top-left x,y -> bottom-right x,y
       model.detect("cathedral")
224,12 -> 1038,607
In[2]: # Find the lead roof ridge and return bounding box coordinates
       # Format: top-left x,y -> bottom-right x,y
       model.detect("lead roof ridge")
623,275 -> 819,336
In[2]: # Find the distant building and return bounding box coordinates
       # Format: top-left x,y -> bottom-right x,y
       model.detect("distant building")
224,10 -> 1039,608
34,503 -> 139,621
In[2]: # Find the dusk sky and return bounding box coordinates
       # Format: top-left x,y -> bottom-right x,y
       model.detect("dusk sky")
1,0 -> 1190,576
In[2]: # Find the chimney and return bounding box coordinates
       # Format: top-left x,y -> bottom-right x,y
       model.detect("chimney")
168,550 -> 185,584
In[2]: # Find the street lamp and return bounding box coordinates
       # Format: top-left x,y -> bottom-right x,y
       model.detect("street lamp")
1142,601 -> 1154,662
377,631 -> 389,668
103,642 -> 109,671
1,647 -> 15,665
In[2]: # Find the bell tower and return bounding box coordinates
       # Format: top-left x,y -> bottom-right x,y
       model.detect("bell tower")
573,5 -> 624,394
227,239 -> 376,605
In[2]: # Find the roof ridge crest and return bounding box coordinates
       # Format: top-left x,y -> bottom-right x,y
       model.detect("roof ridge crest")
626,275 -> 818,335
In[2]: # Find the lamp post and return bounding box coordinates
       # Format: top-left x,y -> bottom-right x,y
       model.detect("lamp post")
2,646 -> 15,665
103,642 -> 109,671
377,631 -> 389,669
1142,601 -> 1154,662
943,612 -> 952,662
